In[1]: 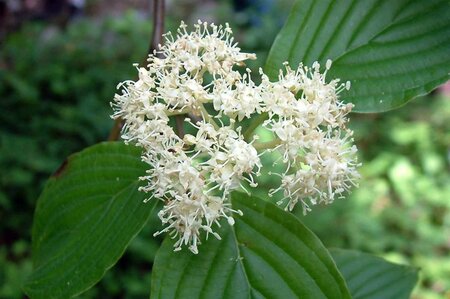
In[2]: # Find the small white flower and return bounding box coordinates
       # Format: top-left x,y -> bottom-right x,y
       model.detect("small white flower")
212,69 -> 263,121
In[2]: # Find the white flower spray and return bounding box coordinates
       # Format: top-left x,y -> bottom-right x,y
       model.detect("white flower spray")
111,21 -> 360,254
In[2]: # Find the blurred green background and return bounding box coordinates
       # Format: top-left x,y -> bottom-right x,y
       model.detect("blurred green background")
0,0 -> 448,298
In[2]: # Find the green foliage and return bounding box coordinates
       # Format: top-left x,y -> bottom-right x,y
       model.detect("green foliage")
0,13 -> 154,298
0,11 -> 152,208
330,249 -> 418,299
2,2 -> 448,298
0,241 -> 32,298
23,142 -> 157,299
265,0 -> 450,112
151,193 -> 351,299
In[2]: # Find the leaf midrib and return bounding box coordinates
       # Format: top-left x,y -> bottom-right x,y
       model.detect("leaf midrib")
229,199 -> 346,299
30,181 -> 140,283
230,224 -> 254,299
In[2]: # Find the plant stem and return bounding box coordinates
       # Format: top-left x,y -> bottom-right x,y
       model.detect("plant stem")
108,0 -> 165,141
253,139 -> 281,151
200,105 -> 219,129
107,118 -> 124,141
175,115 -> 185,138
165,108 -> 190,116
243,112 -> 268,141
150,0 -> 165,60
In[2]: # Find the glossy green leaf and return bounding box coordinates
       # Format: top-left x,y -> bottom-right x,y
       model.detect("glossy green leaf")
151,193 -> 351,299
266,0 -> 450,112
330,249 -> 419,299
24,142 -> 156,299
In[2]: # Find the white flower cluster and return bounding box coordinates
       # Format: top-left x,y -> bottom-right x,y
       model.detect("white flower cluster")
111,21 -> 360,254
260,62 -> 360,213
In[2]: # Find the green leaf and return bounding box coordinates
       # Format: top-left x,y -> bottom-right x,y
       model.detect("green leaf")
151,193 -> 351,299
330,249 -> 419,299
24,142 -> 156,299
266,0 -> 450,112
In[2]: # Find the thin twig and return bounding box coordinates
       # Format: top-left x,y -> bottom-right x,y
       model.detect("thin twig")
108,0 -> 166,141
150,0 -> 165,60
175,116 -> 185,138
253,139 -> 281,151
149,0 -> 187,138
107,118 -> 124,141
243,112 -> 268,141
